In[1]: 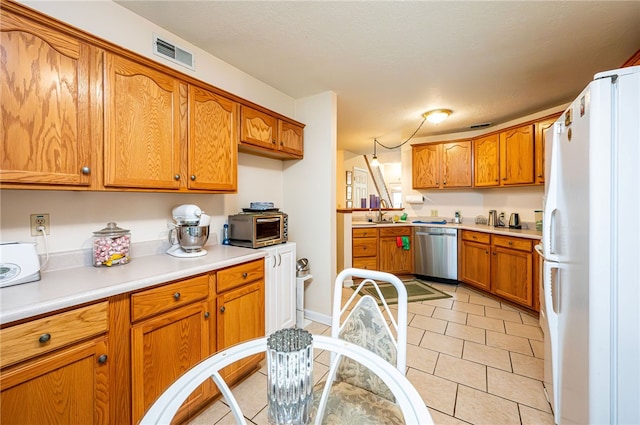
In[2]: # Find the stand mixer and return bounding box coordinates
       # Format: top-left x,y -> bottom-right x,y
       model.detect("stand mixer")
167,204 -> 210,258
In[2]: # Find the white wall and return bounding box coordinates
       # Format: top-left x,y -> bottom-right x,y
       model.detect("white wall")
0,153 -> 284,254
284,92 -> 338,323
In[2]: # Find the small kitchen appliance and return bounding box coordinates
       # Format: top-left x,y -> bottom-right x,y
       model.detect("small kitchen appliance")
228,209 -> 288,248
167,204 -> 210,258
454,211 -> 462,224
508,213 -> 521,229
0,242 -> 41,288
488,210 -> 498,227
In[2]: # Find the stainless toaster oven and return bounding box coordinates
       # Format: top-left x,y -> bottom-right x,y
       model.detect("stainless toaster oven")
227,212 -> 288,248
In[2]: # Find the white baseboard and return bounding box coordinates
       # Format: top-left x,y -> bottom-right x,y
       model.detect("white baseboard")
303,309 -> 331,326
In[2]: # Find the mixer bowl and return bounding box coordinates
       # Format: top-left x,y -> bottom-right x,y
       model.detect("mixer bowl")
174,225 -> 209,252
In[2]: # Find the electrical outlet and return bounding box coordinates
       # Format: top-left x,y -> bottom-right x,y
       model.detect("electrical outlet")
30,213 -> 50,236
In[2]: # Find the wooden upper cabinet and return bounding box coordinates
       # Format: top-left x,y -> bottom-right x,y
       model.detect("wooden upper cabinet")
473,134 -> 500,187
499,124 -> 535,185
534,117 -> 557,185
104,53 -> 184,190
240,105 -> 304,159
188,86 -> 238,191
441,141 -> 472,188
412,144 -> 440,189
240,105 -> 277,150
278,120 -> 304,156
0,8 -> 98,187
412,141 -> 471,189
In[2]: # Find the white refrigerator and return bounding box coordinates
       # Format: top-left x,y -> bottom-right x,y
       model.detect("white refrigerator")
541,65 -> 640,424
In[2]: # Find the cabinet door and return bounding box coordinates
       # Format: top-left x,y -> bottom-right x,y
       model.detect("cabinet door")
499,125 -> 535,185
534,118 -> 556,185
278,121 -> 304,157
1,338 -> 108,425
217,281 -> 265,383
473,134 -> 500,187
1,10 -> 95,187
104,53 -> 184,189
275,244 -> 296,331
240,105 -> 277,150
379,237 -> 413,274
460,240 -> 491,291
412,144 -> 440,189
264,244 -> 296,335
491,246 -> 533,307
130,301 -> 211,424
188,86 -> 238,191
441,141 -> 472,188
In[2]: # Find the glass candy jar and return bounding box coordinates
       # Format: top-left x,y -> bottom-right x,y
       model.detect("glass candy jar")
92,222 -> 131,267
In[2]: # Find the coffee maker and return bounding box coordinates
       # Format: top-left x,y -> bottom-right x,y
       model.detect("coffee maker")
167,204 -> 210,258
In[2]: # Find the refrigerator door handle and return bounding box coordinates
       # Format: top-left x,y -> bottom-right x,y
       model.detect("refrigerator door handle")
545,260 -> 561,316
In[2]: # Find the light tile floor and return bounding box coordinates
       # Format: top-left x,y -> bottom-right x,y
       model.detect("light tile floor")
187,282 -> 554,424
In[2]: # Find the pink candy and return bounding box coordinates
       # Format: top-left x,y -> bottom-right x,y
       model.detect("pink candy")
93,234 -> 131,267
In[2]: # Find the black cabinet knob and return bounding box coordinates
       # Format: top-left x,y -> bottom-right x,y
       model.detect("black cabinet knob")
38,333 -> 51,344
173,292 -> 181,300
98,354 -> 108,364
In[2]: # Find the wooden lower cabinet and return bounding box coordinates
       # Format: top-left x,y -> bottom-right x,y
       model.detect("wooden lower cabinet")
459,230 -> 536,310
459,231 -> 491,291
217,281 -> 265,383
0,337 -> 109,425
378,226 -> 413,275
352,227 -> 379,270
130,300 -> 212,424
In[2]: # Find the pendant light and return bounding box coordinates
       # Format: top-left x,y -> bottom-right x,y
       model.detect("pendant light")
370,139 -> 380,167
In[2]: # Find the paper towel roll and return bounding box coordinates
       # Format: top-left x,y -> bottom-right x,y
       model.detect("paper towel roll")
405,195 -> 425,204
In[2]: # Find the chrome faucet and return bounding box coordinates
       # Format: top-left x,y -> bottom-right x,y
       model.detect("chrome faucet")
377,199 -> 388,222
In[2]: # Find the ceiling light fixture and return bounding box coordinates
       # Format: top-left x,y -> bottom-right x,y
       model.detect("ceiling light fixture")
370,139 -> 380,167
423,109 -> 452,124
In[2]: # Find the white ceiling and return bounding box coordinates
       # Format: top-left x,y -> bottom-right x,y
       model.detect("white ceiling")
116,1 -> 640,155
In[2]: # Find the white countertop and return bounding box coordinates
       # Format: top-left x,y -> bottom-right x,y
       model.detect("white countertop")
0,245 -> 265,325
353,221 -> 542,240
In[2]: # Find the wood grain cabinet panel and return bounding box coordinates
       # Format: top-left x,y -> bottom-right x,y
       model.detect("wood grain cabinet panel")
240,105 -> 304,158
188,85 -> 238,191
460,239 -> 491,291
0,8 -> 98,188
1,337 -> 109,425
491,244 -> 533,308
352,228 -> 378,271
104,53 -> 184,190
459,231 -> 536,310
412,144 -> 440,189
473,134 -> 500,187
0,301 -> 108,369
378,226 -> 413,275
412,141 -> 471,189
130,274 -> 209,322
534,117 -> 557,185
499,124 -> 535,185
130,300 -> 211,424
216,281 -> 265,384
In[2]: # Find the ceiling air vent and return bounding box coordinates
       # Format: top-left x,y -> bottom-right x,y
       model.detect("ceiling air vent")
470,122 -> 492,129
153,34 -> 195,70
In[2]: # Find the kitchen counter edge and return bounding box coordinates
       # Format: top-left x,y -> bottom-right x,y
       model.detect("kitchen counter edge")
0,245 -> 266,325
353,221 -> 542,240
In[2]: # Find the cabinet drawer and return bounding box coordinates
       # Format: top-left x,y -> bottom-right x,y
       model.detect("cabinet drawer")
353,257 -> 378,271
353,228 -> 378,238
379,226 -> 411,237
492,235 -> 533,251
0,301 -> 109,368
352,238 -> 378,257
131,274 -> 209,322
217,259 -> 265,293
462,230 -> 491,244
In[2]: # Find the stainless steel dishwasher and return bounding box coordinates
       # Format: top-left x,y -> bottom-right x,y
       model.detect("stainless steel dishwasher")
414,227 -> 458,280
